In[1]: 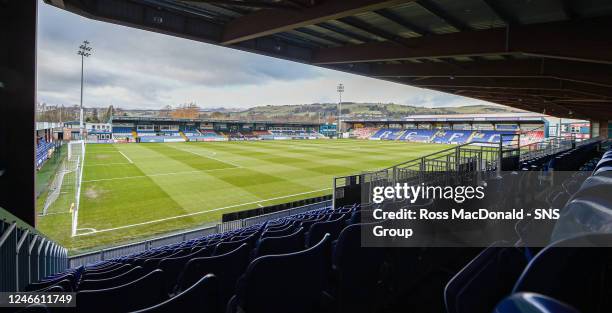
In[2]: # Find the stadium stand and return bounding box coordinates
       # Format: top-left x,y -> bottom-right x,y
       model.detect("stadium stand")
431,130 -> 473,144
397,129 -> 437,143
470,130 -> 518,144
188,130 -> 227,142
269,129 -> 323,140
112,127 -> 134,141
520,130 -> 545,145
350,127 -> 379,139
35,138 -> 55,169
369,128 -> 404,140
19,137 -> 612,313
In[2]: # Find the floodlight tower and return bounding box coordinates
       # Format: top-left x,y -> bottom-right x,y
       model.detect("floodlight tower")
337,83 -> 344,136
77,40 -> 92,140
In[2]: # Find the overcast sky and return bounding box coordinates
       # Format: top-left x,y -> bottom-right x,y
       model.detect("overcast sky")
36,1 -> 497,110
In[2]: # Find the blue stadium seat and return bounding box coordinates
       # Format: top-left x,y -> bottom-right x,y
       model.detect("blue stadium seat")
333,223 -> 385,313
82,264 -> 133,280
432,130 -> 473,144
213,233 -> 258,255
513,233 -> 612,312
76,269 -> 165,313
131,274 -> 218,313
305,214 -> 346,247
494,292 -> 581,313
28,279 -> 72,293
142,250 -> 187,269
229,234 -> 331,313
176,243 -> 251,312
260,224 -> 297,238
445,243 -> 527,313
370,128 -> 403,140
156,247 -> 213,293
398,129 -> 437,142
25,273 -> 75,291
78,266 -> 145,291
253,227 -> 305,258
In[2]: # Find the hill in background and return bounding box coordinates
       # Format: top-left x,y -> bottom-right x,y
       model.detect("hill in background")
224,103 -> 524,122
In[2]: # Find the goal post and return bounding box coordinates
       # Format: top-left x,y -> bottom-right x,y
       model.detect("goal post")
69,140 -> 85,237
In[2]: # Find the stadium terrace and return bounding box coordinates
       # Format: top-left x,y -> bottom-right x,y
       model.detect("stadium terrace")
91,116 -> 330,143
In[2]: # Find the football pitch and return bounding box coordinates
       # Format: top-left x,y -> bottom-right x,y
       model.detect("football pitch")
37,139 -> 451,254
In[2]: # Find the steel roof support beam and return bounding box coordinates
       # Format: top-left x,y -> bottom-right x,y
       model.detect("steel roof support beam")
185,0 -> 300,10
428,86 -> 611,100
361,59 -> 612,87
373,8 -> 430,35
312,17 -> 612,65
408,77 -> 612,98
337,16 -> 407,45
416,0 -> 471,31
221,0 -> 411,45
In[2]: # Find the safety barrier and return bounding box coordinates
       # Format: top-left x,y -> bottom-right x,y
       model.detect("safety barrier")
69,200 -> 331,268
0,208 -> 68,291
332,135 -> 586,208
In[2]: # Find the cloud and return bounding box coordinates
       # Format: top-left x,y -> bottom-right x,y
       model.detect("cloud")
36,1 -> 498,110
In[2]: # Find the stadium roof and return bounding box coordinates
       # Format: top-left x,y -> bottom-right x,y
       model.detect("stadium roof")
44,0 -> 612,120
345,112 -> 550,123
111,116 -> 323,125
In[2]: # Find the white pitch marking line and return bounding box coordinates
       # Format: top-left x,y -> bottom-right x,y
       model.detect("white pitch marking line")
118,151 -> 134,164
170,145 -> 242,168
86,162 -> 133,167
82,167 -> 240,183
39,211 -> 71,216
73,187 -> 332,236
76,228 -> 97,235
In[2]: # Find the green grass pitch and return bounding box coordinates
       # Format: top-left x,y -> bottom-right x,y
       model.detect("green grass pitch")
36,139 -> 451,254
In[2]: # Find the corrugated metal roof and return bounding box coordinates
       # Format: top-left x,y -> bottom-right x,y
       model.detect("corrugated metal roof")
46,0 -> 612,120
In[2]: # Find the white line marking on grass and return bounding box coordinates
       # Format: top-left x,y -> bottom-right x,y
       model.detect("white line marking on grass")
170,145 -> 242,168
82,167 -> 240,183
86,162 -> 133,167
38,211 -> 71,216
73,187 -> 332,236
119,151 -> 134,164
76,228 -> 97,235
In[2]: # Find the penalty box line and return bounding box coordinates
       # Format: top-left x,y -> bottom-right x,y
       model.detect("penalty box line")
73,187 -> 332,236
82,167 -> 241,183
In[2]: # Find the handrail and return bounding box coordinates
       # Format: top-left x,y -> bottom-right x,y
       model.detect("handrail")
16,229 -> 29,252
333,133 -> 591,190
28,235 -> 39,255
0,222 -> 16,248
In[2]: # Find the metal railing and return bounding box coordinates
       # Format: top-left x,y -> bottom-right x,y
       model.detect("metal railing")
519,136 -> 575,162
334,141 -> 504,205
0,208 -> 68,291
69,200 -> 331,268
332,134 -> 589,207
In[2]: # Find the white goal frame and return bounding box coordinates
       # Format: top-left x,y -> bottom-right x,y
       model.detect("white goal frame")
69,140 -> 85,237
